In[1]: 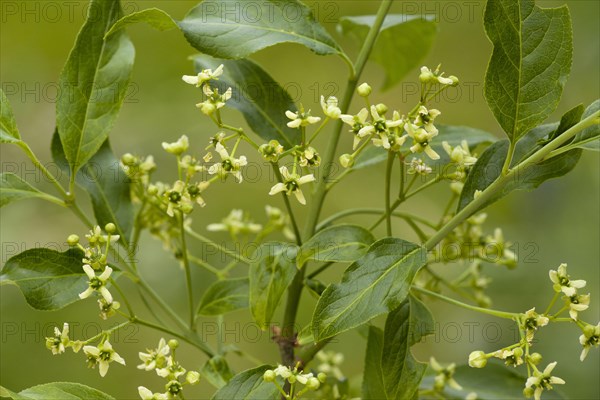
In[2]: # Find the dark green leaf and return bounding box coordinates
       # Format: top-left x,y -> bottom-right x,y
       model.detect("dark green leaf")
57,0 -> 135,173
0,382 -> 115,400
353,125 -> 497,171
338,15 -> 437,90
179,0 -> 342,59
381,296 -> 434,400
483,0 -> 572,142
211,365 -> 278,400
297,224 -> 375,268
458,123 -> 582,213
202,355 -> 234,389
362,326 -> 387,400
571,99 -> 600,151
197,278 -> 249,316
193,55 -> 300,147
52,132 -> 133,243
0,173 -> 55,208
0,89 -> 21,144
106,8 -> 177,37
0,248 -> 87,310
422,361 -> 566,399
249,243 -> 298,329
312,238 -> 427,341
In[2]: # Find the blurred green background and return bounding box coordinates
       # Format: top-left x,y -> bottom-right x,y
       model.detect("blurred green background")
1,1 -> 598,399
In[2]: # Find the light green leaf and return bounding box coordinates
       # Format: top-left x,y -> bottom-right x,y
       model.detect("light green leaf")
422,362 -> 566,399
381,296 -> 434,400
338,14 -> 437,90
179,0 -> 342,60
52,132 -> 133,243
312,238 -> 427,341
193,55 -> 300,147
249,243 -> 298,330
0,382 -> 115,400
484,0 -> 572,142
202,355 -> 234,389
0,89 -> 21,144
57,0 -> 135,173
211,365 -> 278,400
0,173 -> 56,208
362,326 -> 387,400
571,99 -> 600,151
353,125 -> 497,170
106,8 -> 177,37
0,248 -> 87,310
197,278 -> 249,316
458,123 -> 581,213
297,224 -> 375,268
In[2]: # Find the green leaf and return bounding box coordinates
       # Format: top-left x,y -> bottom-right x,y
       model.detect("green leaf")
57,0 -> 135,173
211,365 -> 278,400
105,8 -> 177,37
458,123 -> 582,213
312,238 -> 427,341
179,0 -> 342,59
197,278 -> 249,316
0,89 -> 21,144
249,243 -> 298,329
422,361 -> 566,399
0,382 -> 115,400
51,132 -> 133,243
202,355 -> 234,389
362,326 -> 387,400
297,224 -> 375,268
193,55 -> 300,147
353,125 -> 497,170
0,248 -> 87,310
483,0 -> 573,142
380,296 -> 434,400
338,14 -> 437,90
0,173 -> 55,208
571,99 -> 600,151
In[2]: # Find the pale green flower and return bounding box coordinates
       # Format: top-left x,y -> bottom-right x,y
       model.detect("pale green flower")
161,135 -> 189,156
83,340 -> 125,377
182,64 -> 224,87
549,263 -> 586,297
524,362 -> 565,400
579,322 -> 600,361
269,166 -> 315,205
79,265 -> 113,303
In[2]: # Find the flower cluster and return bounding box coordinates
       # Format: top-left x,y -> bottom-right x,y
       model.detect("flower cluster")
263,364 -> 326,399
68,224 -> 121,319
138,339 -> 200,400
45,323 -> 83,355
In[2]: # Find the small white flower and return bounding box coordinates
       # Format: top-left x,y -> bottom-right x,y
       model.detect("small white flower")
430,357 -> 462,391
340,108 -> 370,149
273,364 -> 293,379
138,338 -> 170,371
206,209 -> 262,236
165,180 -> 192,217
524,362 -> 565,400
522,308 -> 549,342
79,265 -> 113,303
442,140 -> 478,168
259,140 -> 284,162
285,109 -> 321,128
45,323 -> 70,355
298,146 -> 321,167
182,64 -> 224,87
320,95 -> 341,119
208,143 -> 247,183
579,322 -> 600,361
493,347 -> 524,367
196,86 -> 232,115
138,386 -> 168,400
269,166 -> 315,205
161,135 -> 189,156
156,356 -> 186,379
407,158 -> 432,175
549,263 -> 586,297
186,370 -> 201,385
405,122 -> 440,160
83,340 -> 125,377
567,293 -> 590,320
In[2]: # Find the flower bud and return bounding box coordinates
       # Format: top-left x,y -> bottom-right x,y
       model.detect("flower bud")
468,351 -> 488,368
357,83 -> 372,97
449,75 -> 459,86
339,154 -> 354,168
523,387 -> 535,398
512,347 -> 524,358
168,339 -> 179,349
121,153 -> 136,166
419,66 -> 435,83
67,234 -> 80,246
104,223 -> 116,234
317,372 -> 327,383
263,370 -> 276,382
306,377 -> 321,390
529,352 -> 542,365
375,103 -> 388,115
186,371 -> 201,385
